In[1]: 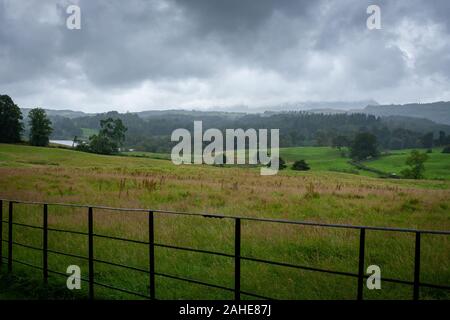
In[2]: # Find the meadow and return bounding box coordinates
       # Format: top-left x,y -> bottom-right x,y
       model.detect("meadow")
362,149 -> 450,180
123,146 -> 450,179
0,143 -> 449,300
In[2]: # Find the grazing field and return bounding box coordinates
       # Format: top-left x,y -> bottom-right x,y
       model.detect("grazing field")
362,149 -> 450,180
0,143 -> 449,300
279,147 -> 358,174
280,146 -> 450,179
124,146 -> 450,180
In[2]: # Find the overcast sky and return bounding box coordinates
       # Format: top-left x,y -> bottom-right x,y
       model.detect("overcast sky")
1,0 -> 450,112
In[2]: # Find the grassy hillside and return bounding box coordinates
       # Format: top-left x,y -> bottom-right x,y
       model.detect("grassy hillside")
280,147 -> 357,173
280,146 -> 450,180
362,149 -> 450,180
122,151 -> 171,160
121,146 -> 450,180
364,102 -> 450,125
0,144 -> 449,300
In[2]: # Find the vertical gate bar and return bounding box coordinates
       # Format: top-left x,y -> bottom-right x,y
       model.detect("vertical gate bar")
149,211 -> 155,300
0,199 -> 3,267
413,232 -> 421,300
43,204 -> 48,283
234,218 -> 241,301
357,228 -> 366,300
88,207 -> 94,299
8,201 -> 13,272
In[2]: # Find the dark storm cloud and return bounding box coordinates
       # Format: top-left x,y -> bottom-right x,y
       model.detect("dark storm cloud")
0,0 -> 449,111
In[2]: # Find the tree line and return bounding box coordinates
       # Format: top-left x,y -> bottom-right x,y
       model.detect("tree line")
2,94 -> 450,156
61,110 -> 450,153
0,95 -> 52,146
0,95 -> 126,155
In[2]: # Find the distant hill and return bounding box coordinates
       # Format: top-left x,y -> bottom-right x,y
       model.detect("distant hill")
134,109 -> 246,119
362,102 -> 450,125
302,101 -> 450,125
380,115 -> 450,134
21,108 -> 89,119
19,100 -> 450,127
209,100 -> 379,113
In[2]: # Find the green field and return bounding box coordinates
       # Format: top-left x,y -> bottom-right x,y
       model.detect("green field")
280,147 -> 359,174
122,151 -> 171,160
125,146 -> 448,179
0,143 -> 449,300
362,149 -> 450,180
226,146 -> 449,179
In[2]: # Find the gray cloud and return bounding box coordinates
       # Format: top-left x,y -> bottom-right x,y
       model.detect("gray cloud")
0,0 -> 449,111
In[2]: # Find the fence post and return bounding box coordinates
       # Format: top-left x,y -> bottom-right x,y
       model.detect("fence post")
234,218 -> 241,301
8,201 -> 13,272
88,207 -> 94,300
413,232 -> 421,300
43,204 -> 48,283
149,211 -> 155,300
0,199 -> 3,268
357,228 -> 366,300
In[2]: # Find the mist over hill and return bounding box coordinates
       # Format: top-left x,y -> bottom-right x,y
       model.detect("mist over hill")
292,101 -> 450,126
362,102 -> 450,125
18,99 -> 450,152
27,107 -> 450,154
22,100 -> 450,126
20,108 -> 89,119
203,100 -> 379,113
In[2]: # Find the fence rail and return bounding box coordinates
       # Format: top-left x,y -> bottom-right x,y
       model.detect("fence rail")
1,198 -> 450,300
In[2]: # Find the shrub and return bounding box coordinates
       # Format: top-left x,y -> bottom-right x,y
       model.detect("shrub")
267,157 -> 287,170
442,146 -> 450,153
350,132 -> 379,160
292,160 -> 310,171
400,150 -> 428,179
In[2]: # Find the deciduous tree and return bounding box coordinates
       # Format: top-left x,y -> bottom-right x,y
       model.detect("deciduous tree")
0,95 -> 23,143
28,108 -> 53,146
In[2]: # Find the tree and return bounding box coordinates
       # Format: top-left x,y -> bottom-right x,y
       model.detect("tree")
292,160 -> 310,171
99,118 -> 127,146
421,132 -> 434,149
28,108 -> 53,146
88,133 -> 116,154
401,150 -> 428,179
0,95 -> 23,143
315,130 -> 331,146
437,131 -> 447,146
82,118 -> 127,155
332,135 -> 350,150
350,132 -> 379,160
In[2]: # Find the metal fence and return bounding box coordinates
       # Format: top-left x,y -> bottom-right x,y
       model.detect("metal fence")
1,198 -> 449,300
